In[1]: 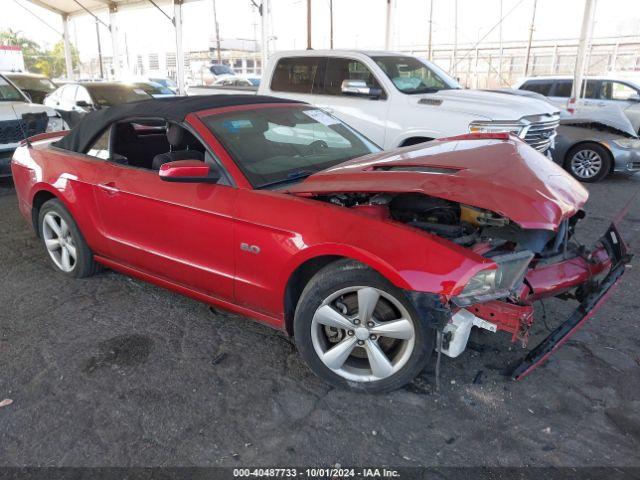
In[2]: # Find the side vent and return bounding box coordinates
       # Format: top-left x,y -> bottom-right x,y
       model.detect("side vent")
372,165 -> 461,174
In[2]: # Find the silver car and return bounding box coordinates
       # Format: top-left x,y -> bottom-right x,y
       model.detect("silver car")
553,109 -> 640,182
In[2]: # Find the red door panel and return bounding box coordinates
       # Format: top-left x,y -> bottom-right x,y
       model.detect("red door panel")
93,163 -> 237,301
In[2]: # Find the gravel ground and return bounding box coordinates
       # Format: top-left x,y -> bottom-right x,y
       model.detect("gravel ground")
0,174 -> 639,468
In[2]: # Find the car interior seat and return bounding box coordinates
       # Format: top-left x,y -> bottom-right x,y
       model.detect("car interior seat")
152,124 -> 205,170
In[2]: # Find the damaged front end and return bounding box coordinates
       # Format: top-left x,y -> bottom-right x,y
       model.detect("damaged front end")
307,189 -> 631,379
289,135 -> 632,379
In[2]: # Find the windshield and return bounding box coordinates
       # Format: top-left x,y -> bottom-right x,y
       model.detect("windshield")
210,65 -> 235,76
203,106 -> 379,189
372,56 -> 459,94
0,76 -> 26,101
7,75 -> 56,94
134,82 -> 174,95
87,84 -> 151,106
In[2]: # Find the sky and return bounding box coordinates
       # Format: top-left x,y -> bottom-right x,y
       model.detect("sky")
2,0 -> 640,62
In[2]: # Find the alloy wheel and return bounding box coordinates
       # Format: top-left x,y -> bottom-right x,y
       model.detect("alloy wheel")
570,149 -> 602,179
42,211 -> 77,273
310,286 -> 415,382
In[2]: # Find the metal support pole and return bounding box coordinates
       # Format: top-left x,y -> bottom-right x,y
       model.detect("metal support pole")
109,4 -> 121,79
174,0 -> 186,95
261,0 -> 268,69
212,0 -> 222,64
62,14 -> 74,79
95,18 -> 104,79
384,0 -> 393,50
524,0 -> 538,77
427,0 -> 433,61
306,0 -> 312,49
571,0 -> 595,103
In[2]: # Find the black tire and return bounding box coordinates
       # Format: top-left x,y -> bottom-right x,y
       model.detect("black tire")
294,259 -> 435,393
564,143 -> 612,183
38,199 -> 100,278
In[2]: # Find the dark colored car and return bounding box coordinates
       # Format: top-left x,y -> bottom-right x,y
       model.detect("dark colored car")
3,72 -> 57,104
10,95 -> 630,392
44,82 -> 151,127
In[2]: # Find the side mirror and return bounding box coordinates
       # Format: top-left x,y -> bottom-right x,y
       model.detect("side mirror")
159,160 -> 220,183
75,100 -> 92,108
341,79 -> 382,98
628,93 -> 640,102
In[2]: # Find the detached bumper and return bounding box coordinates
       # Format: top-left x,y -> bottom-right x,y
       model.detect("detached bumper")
512,223 -> 631,379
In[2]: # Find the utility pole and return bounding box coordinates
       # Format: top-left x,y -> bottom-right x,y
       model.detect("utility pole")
384,0 -> 393,50
307,0 -> 312,49
212,0 -> 222,64
523,0 -> 537,77
329,0 -> 334,49
571,0 -> 596,104
498,0 -> 503,85
95,18 -> 104,79
427,0 -> 433,61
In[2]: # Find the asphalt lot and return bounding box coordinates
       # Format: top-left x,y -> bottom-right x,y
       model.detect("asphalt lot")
0,174 -> 639,468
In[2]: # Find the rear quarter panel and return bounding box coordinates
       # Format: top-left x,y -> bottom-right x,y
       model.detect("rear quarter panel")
11,140 -> 109,255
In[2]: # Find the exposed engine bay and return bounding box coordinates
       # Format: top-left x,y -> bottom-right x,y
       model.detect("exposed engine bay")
318,191 -> 580,257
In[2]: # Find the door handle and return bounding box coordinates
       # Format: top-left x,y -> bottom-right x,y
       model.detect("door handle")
98,182 -> 119,196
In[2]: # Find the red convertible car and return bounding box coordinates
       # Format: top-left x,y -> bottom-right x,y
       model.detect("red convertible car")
11,95 -> 630,392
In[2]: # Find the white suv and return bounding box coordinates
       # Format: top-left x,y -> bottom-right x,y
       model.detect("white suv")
259,50 -> 560,152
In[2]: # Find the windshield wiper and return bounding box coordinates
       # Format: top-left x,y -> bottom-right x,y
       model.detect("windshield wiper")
257,169 -> 316,189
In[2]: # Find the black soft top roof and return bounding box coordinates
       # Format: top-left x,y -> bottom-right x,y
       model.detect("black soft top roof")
54,94 -> 304,153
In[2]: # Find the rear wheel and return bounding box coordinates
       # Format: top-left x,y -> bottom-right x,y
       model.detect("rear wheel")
38,199 -> 99,278
294,260 -> 435,392
565,143 -> 612,183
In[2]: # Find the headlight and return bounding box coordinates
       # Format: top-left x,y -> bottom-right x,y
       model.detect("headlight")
453,251 -> 534,307
469,121 -> 524,137
46,116 -> 66,132
612,138 -> 640,149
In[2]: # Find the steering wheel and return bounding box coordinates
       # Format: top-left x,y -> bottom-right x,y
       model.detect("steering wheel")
308,140 -> 329,154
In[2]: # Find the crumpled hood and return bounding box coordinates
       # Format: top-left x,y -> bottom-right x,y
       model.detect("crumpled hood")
289,135 -> 588,231
416,88 -> 559,120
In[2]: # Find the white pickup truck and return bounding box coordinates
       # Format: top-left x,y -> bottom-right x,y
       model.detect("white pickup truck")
256,50 -> 560,152
1,73 -> 65,178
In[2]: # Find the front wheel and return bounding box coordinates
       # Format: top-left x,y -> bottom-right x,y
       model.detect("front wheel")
565,143 -> 612,183
294,260 -> 435,393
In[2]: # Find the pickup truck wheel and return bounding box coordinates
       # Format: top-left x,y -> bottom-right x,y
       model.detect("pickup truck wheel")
38,199 -> 99,278
565,143 -> 611,183
294,260 -> 434,392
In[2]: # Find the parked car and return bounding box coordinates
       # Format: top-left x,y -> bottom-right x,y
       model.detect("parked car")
130,81 -> 176,98
257,50 -> 560,153
212,77 -> 256,88
44,82 -> 152,127
2,71 -> 57,104
11,95 -> 628,392
514,75 -> 640,134
0,73 -> 65,178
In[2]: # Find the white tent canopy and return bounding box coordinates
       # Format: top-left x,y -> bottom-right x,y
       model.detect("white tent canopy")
25,0 -> 193,94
